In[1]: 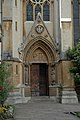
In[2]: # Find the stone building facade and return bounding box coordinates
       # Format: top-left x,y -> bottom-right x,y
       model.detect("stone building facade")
0,0 -> 80,103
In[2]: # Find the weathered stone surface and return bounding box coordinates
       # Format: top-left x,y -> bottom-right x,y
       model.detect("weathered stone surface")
14,98 -> 80,120
1,0 -> 80,104
61,90 -> 78,104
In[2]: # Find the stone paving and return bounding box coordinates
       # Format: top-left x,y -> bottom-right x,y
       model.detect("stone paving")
14,98 -> 80,120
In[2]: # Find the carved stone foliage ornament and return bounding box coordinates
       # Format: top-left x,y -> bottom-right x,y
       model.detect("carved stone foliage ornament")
50,66 -> 56,85
32,49 -> 47,62
35,24 -> 44,34
18,43 -> 24,61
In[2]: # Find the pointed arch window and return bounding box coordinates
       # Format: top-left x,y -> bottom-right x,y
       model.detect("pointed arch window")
26,1 -> 33,21
43,2 -> 50,21
35,5 -> 41,19
26,0 -> 51,21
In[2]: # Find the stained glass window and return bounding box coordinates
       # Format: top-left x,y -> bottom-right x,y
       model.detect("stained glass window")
26,0 -> 50,21
43,2 -> 49,21
26,1 -> 33,21
73,0 -> 79,45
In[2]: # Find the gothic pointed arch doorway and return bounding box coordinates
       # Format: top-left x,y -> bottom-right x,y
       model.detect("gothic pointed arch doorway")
23,37 -> 57,97
27,47 -> 50,96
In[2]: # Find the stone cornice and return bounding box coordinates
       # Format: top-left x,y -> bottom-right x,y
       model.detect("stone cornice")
3,17 -> 12,21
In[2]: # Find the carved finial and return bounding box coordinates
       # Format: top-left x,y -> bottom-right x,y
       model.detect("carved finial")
38,12 -> 41,16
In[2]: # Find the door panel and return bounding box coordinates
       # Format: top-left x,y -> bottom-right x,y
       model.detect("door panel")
30,64 -> 39,96
30,64 -> 48,96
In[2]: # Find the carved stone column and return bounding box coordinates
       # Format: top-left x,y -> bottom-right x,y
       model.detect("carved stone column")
24,63 -> 31,97
50,65 -> 56,85
25,64 -> 29,85
49,63 -> 60,102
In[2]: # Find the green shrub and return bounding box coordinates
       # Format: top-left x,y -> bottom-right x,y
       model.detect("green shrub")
66,43 -> 80,82
0,63 -> 13,107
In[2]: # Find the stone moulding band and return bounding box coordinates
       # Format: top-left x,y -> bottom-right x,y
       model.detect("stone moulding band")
61,18 -> 71,22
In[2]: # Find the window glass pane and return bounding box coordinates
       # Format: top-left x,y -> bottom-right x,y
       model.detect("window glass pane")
26,1 -> 33,21
43,2 -> 50,21
35,5 -> 41,19
73,0 -> 79,45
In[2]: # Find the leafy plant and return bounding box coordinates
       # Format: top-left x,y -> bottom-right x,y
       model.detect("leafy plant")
0,63 -> 13,107
66,43 -> 80,82
75,112 -> 80,118
0,104 -> 15,119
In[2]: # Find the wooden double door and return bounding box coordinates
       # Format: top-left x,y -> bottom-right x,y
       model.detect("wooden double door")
30,63 -> 49,96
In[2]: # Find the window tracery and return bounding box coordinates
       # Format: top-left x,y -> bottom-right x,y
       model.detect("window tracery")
30,0 -> 50,4
35,5 -> 41,19
26,0 -> 51,21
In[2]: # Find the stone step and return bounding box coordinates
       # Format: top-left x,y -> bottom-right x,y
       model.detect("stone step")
28,96 -> 58,103
31,96 -> 49,100
5,92 -> 31,104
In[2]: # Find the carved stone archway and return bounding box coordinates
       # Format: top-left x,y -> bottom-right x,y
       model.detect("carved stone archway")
23,36 -> 57,96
